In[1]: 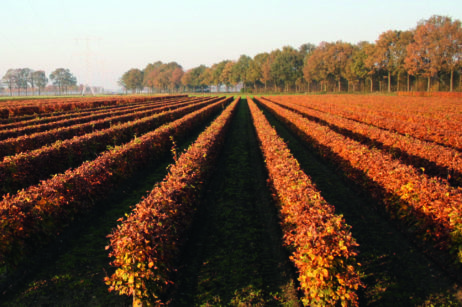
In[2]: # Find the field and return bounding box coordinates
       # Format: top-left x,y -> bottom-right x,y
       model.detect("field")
0,94 -> 461,306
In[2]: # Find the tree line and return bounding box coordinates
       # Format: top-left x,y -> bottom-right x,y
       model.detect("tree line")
1,68 -> 78,96
121,15 -> 461,93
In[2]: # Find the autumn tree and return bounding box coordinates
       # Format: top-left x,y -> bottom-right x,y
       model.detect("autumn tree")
304,42 -> 331,91
181,69 -> 193,92
369,30 -> 414,92
142,61 -> 184,93
260,53 -> 273,91
143,61 -> 163,92
220,61 -> 234,92
170,66 -> 184,92
405,15 -> 462,91
326,41 -> 354,92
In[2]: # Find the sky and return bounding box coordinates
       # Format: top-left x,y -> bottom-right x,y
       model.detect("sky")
1,0 -> 461,91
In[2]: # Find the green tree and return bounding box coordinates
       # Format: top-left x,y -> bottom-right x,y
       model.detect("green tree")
19,68 -> 33,96
31,70 -> 48,95
230,55 -> 251,90
271,46 -> 303,92
50,68 -> 77,95
120,68 -> 143,93
210,60 -> 230,92
182,65 -> 208,92
346,41 -> 374,91
2,69 -> 19,96
247,56 -> 262,90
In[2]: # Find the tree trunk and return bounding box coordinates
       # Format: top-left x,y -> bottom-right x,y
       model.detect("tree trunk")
450,68 -> 454,92
397,72 -> 400,92
427,76 -> 431,92
407,74 -> 410,91
338,79 -> 341,92
370,78 -> 373,92
387,71 -> 391,93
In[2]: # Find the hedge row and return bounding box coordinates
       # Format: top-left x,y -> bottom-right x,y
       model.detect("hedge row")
248,98 -> 362,306
105,97 -> 240,304
0,96 -> 231,268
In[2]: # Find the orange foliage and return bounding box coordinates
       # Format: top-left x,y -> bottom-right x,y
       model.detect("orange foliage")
248,98 -> 363,306
105,98 -> 239,303
0,97 -> 231,268
255,96 -> 462,265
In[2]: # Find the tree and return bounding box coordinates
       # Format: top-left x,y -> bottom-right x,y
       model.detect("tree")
143,61 -> 163,92
304,42 -> 331,91
260,52 -> 273,91
2,69 -> 19,96
299,43 -> 316,92
49,68 -> 77,95
120,68 -> 143,93
31,70 -> 48,95
325,41 -> 354,92
271,46 -> 304,92
170,66 -> 184,92
370,30 -> 414,92
181,65 -> 208,92
346,41 -> 374,92
363,42 -> 381,92
246,58 -> 260,91
299,43 -> 316,56
373,30 -> 399,92
220,62 -> 234,92
405,15 -> 462,91
18,68 -> 33,96
393,30 -> 414,91
181,69 -> 193,92
231,55 -> 251,90
142,61 -> 184,93
210,61 -> 230,92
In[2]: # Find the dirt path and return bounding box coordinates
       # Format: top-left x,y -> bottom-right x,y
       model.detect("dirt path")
259,102 -> 462,306
170,99 -> 300,306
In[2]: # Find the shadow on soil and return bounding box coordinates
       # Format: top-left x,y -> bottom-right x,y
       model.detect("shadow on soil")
257,100 -> 462,306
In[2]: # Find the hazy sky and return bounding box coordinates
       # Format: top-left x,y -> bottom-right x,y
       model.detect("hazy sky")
1,0 -> 461,90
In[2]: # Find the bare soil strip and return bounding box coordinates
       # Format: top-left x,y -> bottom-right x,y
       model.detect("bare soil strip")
170,99 -> 300,306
